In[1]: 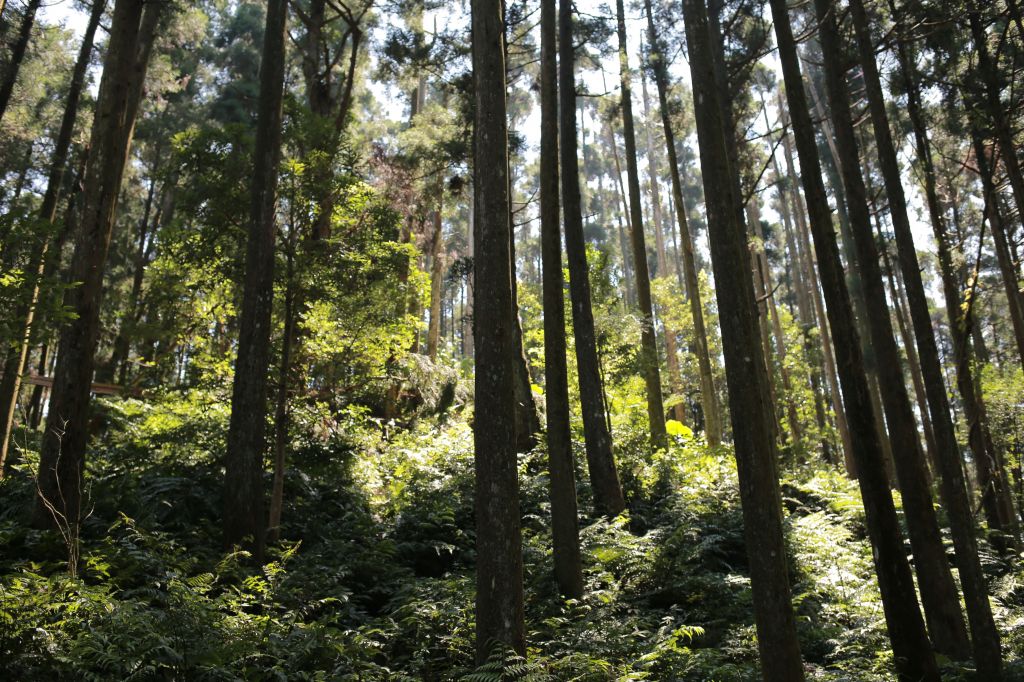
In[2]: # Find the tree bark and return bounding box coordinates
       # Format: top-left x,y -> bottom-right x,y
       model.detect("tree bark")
614,0 -> 666,447
222,0 -> 288,561
770,1 -> 938,678
681,0 -> 804,678
559,0 -> 625,517
539,0 -> 583,598
471,0 -> 526,661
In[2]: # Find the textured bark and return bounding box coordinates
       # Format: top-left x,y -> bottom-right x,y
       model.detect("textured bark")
471,0 -> 526,661
539,0 -> 583,598
770,1 -> 938,678
0,0 -> 105,475
0,0 -> 40,123
559,0 -> 625,517
222,0 -> 288,561
34,0 -> 161,532
814,0 -> 970,659
681,0 -> 804,678
614,0 -> 666,447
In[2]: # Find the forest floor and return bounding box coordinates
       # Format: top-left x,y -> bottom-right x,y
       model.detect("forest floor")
1,390 -> 1023,680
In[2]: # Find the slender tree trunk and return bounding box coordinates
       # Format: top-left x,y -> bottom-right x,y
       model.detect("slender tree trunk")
0,0 -> 41,123
559,0 -> 625,517
988,202 -> 1024,370
539,0 -> 583,598
857,0 -> 1022,604
806,73 -> 897,482
103,156 -> 160,384
876,217 -> 939,478
605,120 -> 636,308
970,7 -> 1024,240
681,2 -> 804,679
33,0 -> 162,533
782,126 -> 854,473
640,66 -> 686,425
427,197 -> 444,359
614,0 -> 666,447
471,0 -> 526,661
750,200 -> 802,444
507,181 -> 540,453
770,1 -> 938,678
814,0 -> 970,658
222,0 -> 288,561
0,0 -> 104,475
763,104 -> 832,460
267,237 -> 297,544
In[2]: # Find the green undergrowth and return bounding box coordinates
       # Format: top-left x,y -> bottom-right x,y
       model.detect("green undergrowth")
1,390 -> 1023,680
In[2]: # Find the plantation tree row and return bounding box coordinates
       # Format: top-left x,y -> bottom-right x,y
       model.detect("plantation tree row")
1,0 -> 1024,678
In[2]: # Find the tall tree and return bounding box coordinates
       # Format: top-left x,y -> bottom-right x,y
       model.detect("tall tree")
222,0 -> 288,561
680,0 -> 804,678
643,0 -> 722,444
768,0 -> 939,678
0,0 -> 106,474
614,0 -> 667,446
471,0 -> 526,661
885,0 -> 1006,672
854,0 -> 1021,552
540,0 -> 583,599
559,0 -> 625,517
813,0 -> 970,659
33,0 -> 164,532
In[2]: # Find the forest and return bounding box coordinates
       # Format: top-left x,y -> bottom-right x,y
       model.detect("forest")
1,0 -> 1024,678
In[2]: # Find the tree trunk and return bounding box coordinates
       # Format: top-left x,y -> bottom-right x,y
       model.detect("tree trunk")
539,0 -> 583,598
0,0 -> 41,123
639,66 -> 686,425
614,0 -> 666,447
222,0 -> 288,562
427,196 -> 444,359
770,1 -> 938,678
681,0 -> 804,678
0,0 -> 104,475
782,126 -> 854,473
267,227 -> 298,545
605,120 -> 636,308
814,0 -> 971,658
471,0 -> 526,661
559,0 -> 625,517
33,0 -> 162,534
